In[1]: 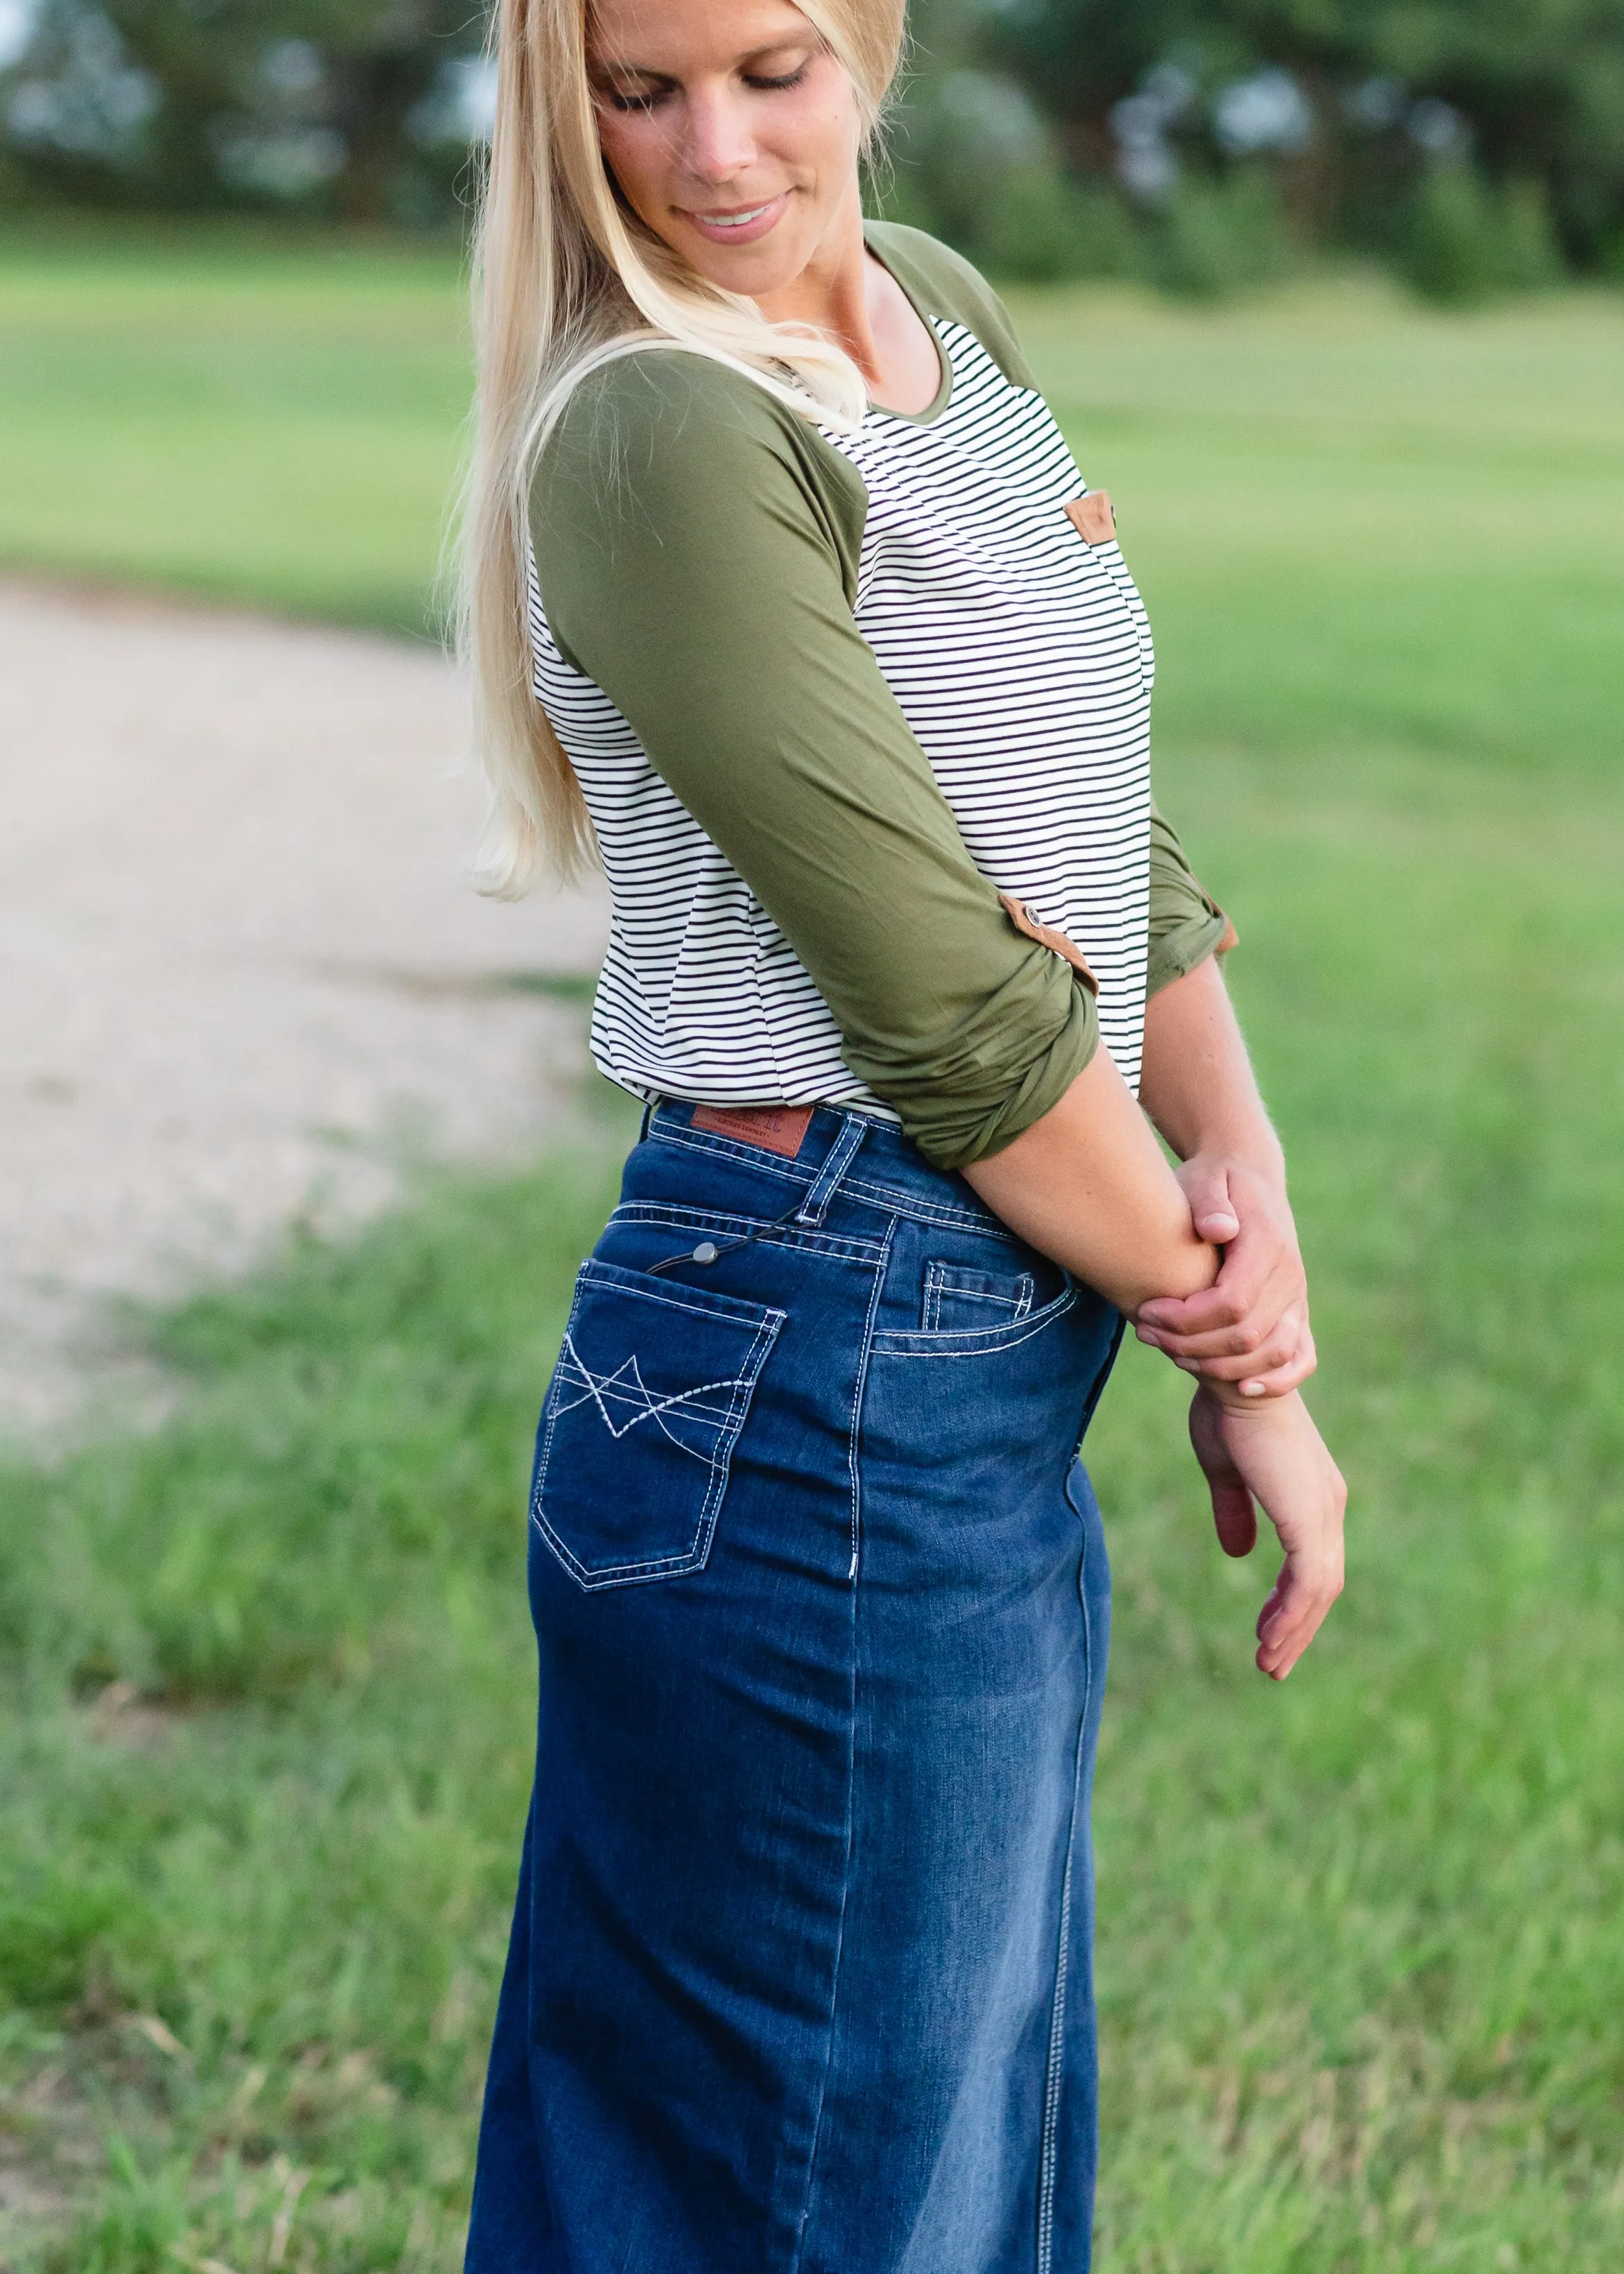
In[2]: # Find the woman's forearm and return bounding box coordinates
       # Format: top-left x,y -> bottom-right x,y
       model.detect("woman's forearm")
1134,955 -> 1315,1398
961,1045 -> 1219,1314
1138,955 -> 1282,1181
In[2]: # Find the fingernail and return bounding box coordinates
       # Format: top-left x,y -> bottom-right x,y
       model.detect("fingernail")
1241,1380 -> 1266,1397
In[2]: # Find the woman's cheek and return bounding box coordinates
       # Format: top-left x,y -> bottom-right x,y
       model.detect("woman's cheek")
597,125 -> 665,223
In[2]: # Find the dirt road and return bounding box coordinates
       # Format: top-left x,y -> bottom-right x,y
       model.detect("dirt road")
1,580 -> 610,1432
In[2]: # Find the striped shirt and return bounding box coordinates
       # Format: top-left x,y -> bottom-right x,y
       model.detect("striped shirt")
530,318 -> 1152,1116
522,225 -> 1207,1170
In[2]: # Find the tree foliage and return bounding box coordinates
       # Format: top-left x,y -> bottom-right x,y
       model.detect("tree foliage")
2,0 -> 1622,283
979,0 -> 1624,268
1,0 -> 486,222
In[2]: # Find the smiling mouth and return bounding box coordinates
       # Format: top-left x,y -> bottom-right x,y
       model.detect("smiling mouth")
682,196 -> 786,232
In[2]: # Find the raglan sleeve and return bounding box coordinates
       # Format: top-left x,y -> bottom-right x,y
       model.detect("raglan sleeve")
532,352 -> 1098,1172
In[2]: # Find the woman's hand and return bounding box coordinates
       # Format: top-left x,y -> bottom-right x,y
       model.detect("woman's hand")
1187,1384 -> 1345,1679
1134,1156 -> 1316,1399
1135,957 -> 1313,1399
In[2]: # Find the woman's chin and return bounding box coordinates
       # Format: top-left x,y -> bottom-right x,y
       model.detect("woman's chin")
676,215 -> 813,301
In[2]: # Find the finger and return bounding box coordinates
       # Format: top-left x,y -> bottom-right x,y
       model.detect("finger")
1137,1245 -> 1284,1338
1225,1330 -> 1318,1402
1259,1617 -> 1325,1680
1186,1391 -> 1258,1556
1255,1561 -> 1341,1677
1143,1310 -> 1300,1366
1258,1599 -> 1323,1676
1176,1164 -> 1240,1246
1210,1477 -> 1257,1559
1137,1281 -> 1257,1336
1192,1203 -> 1241,1242
1142,1292 -> 1306,1372
1189,1323 -> 1314,1391
1257,1563 -> 1325,1647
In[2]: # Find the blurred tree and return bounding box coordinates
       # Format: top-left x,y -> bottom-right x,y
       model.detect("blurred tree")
2,0 -> 1621,284
984,0 -> 1624,272
1,0 -> 489,219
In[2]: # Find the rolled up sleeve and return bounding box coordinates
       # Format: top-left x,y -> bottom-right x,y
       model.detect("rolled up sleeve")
1146,799 -> 1235,999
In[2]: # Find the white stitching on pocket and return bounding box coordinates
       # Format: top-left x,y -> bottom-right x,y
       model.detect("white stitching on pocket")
550,1338 -> 749,1457
872,1275 -> 1081,1359
920,1260 -> 1037,1334
532,1263 -> 785,1591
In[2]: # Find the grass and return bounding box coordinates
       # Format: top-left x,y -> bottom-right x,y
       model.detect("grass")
0,224 -> 469,639
1,231 -> 1623,2269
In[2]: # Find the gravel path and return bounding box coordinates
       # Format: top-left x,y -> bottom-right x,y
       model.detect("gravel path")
1,580 -> 611,1434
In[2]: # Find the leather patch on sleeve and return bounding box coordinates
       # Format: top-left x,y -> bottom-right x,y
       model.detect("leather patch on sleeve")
1065,492 -> 1116,546
690,1103 -> 814,1158
999,892 -> 1100,994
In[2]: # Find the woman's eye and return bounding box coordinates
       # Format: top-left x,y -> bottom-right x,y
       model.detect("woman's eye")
744,63 -> 809,91
601,85 -> 669,112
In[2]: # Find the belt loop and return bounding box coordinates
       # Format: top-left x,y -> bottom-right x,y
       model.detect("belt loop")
795,1116 -> 866,1228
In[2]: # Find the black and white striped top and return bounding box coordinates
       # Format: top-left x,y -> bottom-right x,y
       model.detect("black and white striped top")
528,311 -> 1154,1116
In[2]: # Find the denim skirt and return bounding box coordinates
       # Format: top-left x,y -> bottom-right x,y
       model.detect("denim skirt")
465,1101 -> 1121,2274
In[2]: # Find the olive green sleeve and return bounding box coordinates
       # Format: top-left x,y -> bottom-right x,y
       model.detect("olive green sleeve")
532,351 -> 1097,1171
1147,799 -> 1233,997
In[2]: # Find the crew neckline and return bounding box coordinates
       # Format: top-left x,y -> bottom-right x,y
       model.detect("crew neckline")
861,227 -> 953,427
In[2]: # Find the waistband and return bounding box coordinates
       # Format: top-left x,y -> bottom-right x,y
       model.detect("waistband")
643,1097 -> 1011,1240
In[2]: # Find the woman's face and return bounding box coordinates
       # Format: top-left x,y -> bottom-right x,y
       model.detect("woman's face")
587,0 -> 864,301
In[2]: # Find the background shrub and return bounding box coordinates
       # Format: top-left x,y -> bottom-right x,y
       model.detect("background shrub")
1149,168 -> 1295,300
1403,162 -> 1564,304
6,0 -> 1623,294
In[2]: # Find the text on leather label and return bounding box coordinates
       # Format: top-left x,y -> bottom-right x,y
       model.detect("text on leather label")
690,1104 -> 815,1158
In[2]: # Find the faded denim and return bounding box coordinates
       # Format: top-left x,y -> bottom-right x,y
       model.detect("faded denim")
466,1103 -> 1120,2274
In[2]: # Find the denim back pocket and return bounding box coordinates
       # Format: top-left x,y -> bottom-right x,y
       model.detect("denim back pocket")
532,1259 -> 785,1592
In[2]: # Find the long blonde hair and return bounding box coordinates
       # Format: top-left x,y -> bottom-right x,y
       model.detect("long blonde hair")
457,0 -> 907,895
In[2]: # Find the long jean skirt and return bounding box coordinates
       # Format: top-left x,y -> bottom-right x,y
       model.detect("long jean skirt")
465,1101 -> 1121,2274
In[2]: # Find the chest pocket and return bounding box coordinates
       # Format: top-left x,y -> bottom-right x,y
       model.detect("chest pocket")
921,1260 -> 1036,1335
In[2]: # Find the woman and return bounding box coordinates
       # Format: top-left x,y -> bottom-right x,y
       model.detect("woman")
459,0 -> 1345,2264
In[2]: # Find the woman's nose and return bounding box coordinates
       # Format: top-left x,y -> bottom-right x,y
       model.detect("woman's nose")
676,87 -> 757,184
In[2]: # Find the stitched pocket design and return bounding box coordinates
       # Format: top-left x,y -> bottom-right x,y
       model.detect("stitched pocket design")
532,1259 -> 785,1592
921,1260 -> 1036,1334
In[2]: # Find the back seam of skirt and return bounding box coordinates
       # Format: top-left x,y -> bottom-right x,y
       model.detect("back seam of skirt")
1037,1509 -> 1095,2273
789,1220 -> 894,2273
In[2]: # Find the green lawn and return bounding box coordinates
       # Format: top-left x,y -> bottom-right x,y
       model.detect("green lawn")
2,235 -> 1623,2271
0,227 -> 469,637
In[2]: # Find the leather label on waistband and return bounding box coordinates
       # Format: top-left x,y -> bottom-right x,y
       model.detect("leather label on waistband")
690,1104 -> 814,1158
1065,492 -> 1116,545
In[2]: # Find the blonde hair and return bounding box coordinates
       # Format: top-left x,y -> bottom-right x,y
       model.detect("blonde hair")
457,0 -> 907,895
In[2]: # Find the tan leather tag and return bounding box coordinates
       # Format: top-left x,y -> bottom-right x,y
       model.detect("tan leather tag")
1065,492 -> 1116,546
999,892 -> 1099,994
690,1103 -> 814,1158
